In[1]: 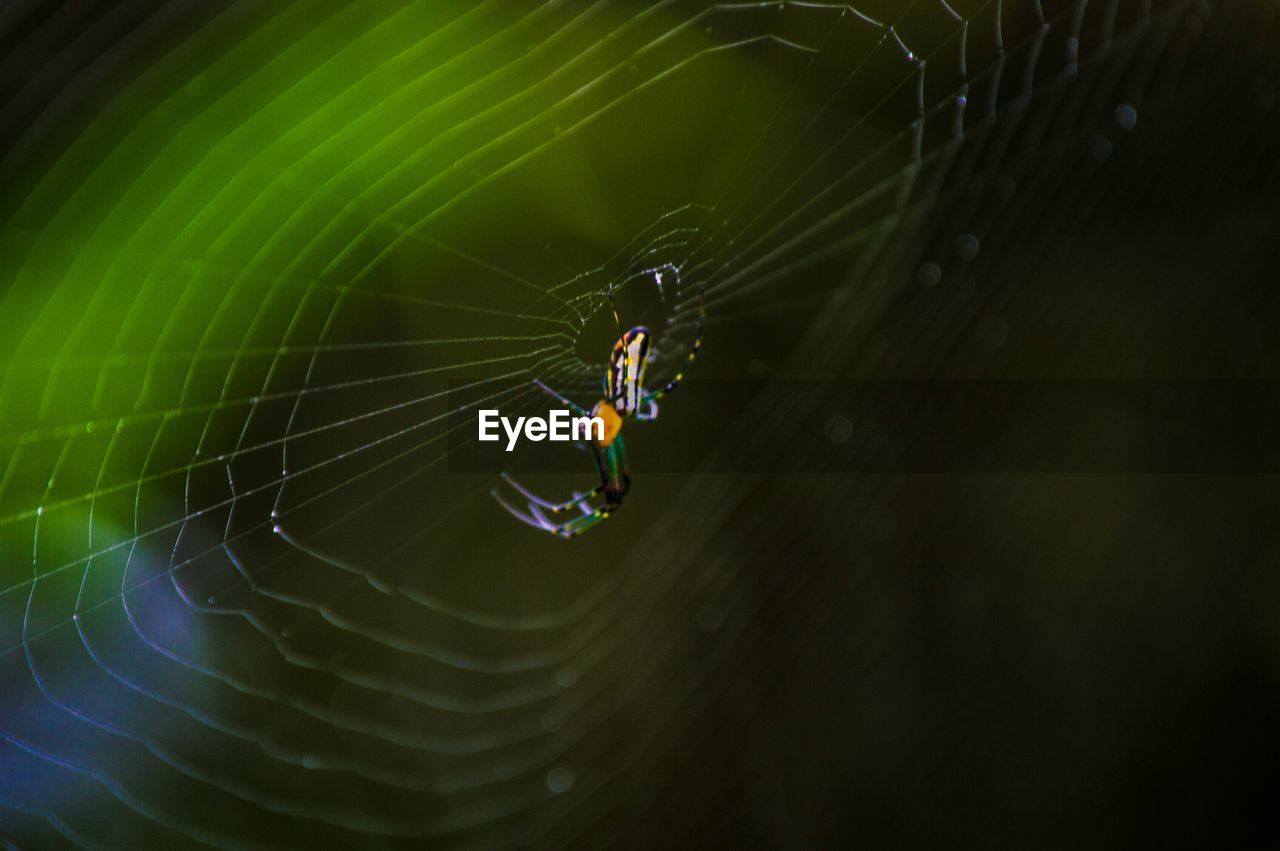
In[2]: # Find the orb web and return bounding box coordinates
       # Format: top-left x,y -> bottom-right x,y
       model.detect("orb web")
0,0 -> 1238,846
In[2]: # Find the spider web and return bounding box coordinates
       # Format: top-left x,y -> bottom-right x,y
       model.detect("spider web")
0,0 -> 1247,847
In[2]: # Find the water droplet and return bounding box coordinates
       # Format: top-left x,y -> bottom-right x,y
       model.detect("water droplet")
956,233 -> 981,261
917,262 -> 942,288
556,668 -> 579,688
1115,104 -> 1138,131
546,766 -> 575,794
825,414 -> 853,445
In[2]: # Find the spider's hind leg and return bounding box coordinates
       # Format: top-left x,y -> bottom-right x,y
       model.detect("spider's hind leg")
497,472 -> 603,515
555,505 -> 617,538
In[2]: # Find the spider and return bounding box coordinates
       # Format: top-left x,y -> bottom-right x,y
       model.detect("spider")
492,288 -> 705,538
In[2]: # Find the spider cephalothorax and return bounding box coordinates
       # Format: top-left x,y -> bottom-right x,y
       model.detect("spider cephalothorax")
493,290 -> 703,538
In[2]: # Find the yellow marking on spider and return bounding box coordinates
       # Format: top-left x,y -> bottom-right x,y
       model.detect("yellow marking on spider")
592,401 -> 624,447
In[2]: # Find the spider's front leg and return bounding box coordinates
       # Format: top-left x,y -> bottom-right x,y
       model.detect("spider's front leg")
532,379 -> 589,416
640,287 -> 705,407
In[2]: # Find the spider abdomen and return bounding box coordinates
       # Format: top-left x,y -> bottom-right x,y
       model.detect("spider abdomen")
591,400 -> 624,447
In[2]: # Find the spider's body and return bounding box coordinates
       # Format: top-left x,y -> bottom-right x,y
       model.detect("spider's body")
605,326 -> 650,418
590,325 -> 649,448
493,292 -> 703,538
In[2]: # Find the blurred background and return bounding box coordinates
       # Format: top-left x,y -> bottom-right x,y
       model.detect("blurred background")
1,0 -> 1278,847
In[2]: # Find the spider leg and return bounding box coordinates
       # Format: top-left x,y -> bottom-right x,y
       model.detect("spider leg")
528,503 -> 559,529
607,288 -> 628,352
498,472 -> 602,514
545,463 -> 623,537
532,379 -> 589,416
491,488 -> 558,532
491,441 -> 617,536
642,286 -> 704,405
493,429 -> 632,539
635,398 -> 660,422
493,486 -> 617,538
554,506 -> 616,538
